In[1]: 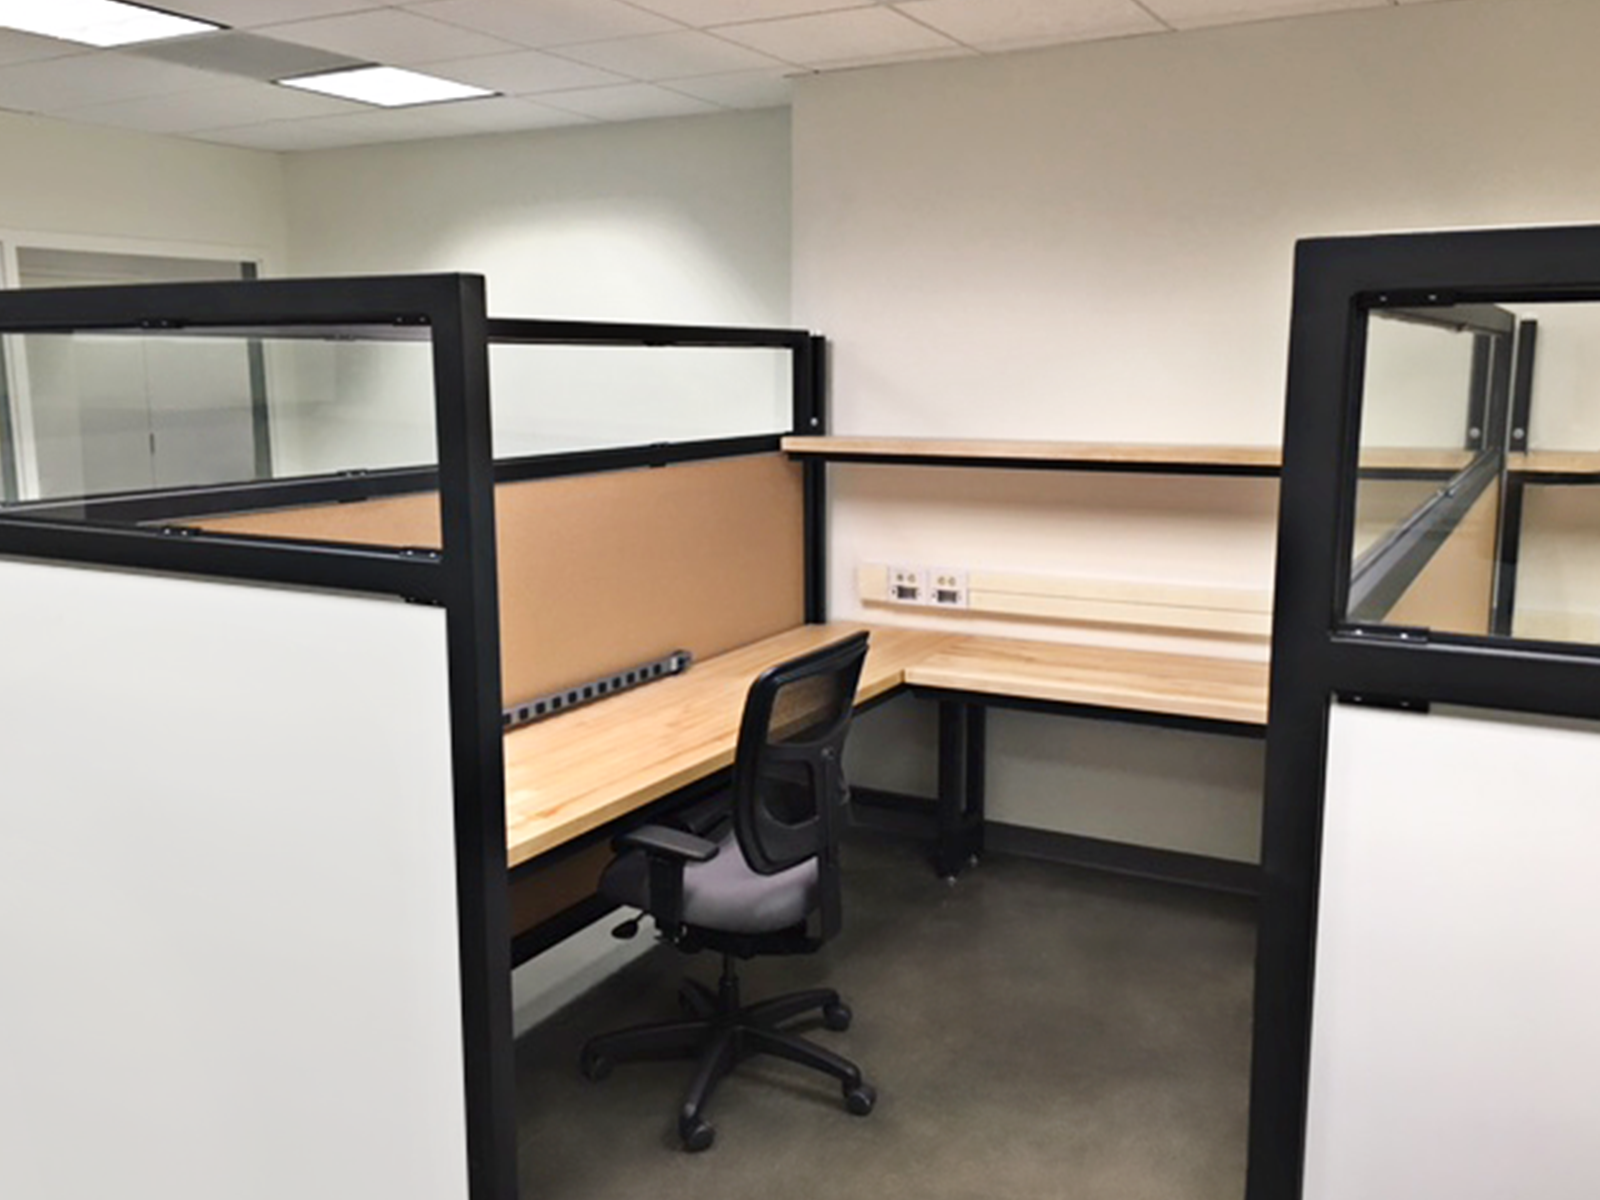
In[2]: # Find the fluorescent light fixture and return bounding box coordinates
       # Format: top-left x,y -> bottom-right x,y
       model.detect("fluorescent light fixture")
278,65 -> 494,108
0,0 -> 220,47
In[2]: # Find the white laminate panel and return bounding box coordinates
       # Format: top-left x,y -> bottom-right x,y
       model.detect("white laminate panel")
0,559 -> 469,1200
1307,702 -> 1600,1200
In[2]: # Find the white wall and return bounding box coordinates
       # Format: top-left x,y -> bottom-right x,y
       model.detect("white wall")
277,109 -> 793,475
0,109 -> 286,263
794,0 -> 1600,861
284,108 -> 790,324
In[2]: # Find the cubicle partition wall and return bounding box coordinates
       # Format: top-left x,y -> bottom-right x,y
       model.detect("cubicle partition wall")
0,275 -> 823,1200
1248,227 -> 1600,1200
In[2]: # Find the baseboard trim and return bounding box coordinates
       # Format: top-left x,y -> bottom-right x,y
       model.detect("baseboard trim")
987,821 -> 1260,896
851,786 -> 1260,896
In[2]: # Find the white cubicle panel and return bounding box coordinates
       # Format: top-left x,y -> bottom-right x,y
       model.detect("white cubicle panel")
0,560 -> 469,1200
1305,701 -> 1600,1200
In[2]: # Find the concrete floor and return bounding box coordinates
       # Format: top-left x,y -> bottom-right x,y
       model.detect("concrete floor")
513,831 -> 1256,1200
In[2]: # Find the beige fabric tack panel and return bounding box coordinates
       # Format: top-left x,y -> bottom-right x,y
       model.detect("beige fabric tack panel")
492,455 -> 804,704
194,454 -> 805,707
1384,480 -> 1500,636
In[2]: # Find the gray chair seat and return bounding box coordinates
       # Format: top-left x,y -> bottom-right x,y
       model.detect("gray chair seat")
602,829 -> 818,934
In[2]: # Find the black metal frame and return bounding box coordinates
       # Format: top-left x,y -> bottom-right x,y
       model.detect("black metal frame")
1248,225 -> 1600,1200
787,444 -> 1280,476
0,273 -> 824,1200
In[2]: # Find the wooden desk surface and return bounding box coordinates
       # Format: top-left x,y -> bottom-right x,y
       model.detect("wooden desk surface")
504,622 -> 1271,867
904,635 -> 1270,728
503,622 -> 958,868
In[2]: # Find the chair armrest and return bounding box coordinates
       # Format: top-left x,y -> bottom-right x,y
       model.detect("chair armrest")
618,824 -> 719,862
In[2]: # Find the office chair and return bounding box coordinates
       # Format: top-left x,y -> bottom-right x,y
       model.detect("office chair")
579,630 -> 876,1151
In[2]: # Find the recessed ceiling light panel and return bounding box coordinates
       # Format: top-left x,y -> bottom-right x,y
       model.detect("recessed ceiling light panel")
278,65 -> 495,108
0,0 -> 221,47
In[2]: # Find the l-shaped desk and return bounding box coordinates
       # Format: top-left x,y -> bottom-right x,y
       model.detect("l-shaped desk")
504,621 -> 1270,957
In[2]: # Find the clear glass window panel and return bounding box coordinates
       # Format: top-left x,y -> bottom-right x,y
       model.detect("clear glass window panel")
1360,313 -> 1477,452
1346,306 -> 1501,636
1347,298 -> 1600,646
8,331 -> 437,503
488,343 -> 791,459
267,337 -> 436,478
2,246 -> 252,503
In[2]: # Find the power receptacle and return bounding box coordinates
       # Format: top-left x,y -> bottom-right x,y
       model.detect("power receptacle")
888,565 -> 927,604
929,567 -> 968,608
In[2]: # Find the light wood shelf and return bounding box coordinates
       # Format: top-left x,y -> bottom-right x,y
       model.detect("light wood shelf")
782,436 -> 1282,475
1508,451 -> 1600,477
783,436 -> 1498,478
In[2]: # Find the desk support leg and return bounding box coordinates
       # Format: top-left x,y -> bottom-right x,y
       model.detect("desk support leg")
935,701 -> 987,879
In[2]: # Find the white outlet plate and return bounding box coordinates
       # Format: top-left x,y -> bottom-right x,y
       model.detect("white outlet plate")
928,567 -> 968,608
887,564 -> 927,604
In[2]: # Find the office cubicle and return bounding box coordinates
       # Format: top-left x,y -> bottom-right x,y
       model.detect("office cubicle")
0,274 -> 823,1200
1248,227 -> 1600,1200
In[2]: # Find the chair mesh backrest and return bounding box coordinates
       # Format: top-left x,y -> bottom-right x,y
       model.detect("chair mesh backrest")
732,632 -> 869,882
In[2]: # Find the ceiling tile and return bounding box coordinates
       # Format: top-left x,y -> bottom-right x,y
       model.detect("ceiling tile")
552,30 -> 788,81
1138,0 -> 1387,31
0,53 -> 225,112
896,0 -> 1162,50
259,10 -> 520,66
54,80 -> 361,134
713,6 -> 959,67
127,31 -> 361,80
537,82 -> 721,121
157,2 -> 389,27
0,28 -> 86,67
413,48 -> 625,93
624,0 -> 874,25
425,95 -> 593,132
663,68 -> 796,109
403,0 -> 680,48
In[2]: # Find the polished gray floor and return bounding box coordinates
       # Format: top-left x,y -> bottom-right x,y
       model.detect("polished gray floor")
514,831 -> 1256,1200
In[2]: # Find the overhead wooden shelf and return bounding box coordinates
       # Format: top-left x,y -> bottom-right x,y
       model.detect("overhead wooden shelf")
782,435 -> 1282,476
1508,450 -> 1600,477
783,437 -> 1501,479
1357,448 -> 1476,473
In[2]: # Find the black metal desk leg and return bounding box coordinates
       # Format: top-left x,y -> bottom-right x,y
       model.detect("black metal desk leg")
935,700 -> 987,879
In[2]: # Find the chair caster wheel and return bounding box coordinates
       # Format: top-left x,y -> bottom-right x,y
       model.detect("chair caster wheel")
822,1001 -> 852,1032
679,1116 -> 715,1152
844,1082 -> 876,1116
579,1049 -> 612,1081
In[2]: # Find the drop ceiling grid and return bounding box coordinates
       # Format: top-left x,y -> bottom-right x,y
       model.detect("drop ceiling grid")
0,0 -> 1449,148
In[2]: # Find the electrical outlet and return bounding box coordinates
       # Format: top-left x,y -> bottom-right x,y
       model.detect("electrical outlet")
888,565 -> 927,604
929,567 -> 968,608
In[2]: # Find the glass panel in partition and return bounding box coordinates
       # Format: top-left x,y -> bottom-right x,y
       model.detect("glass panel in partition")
5,329 -> 437,502
1,325 -> 441,552
1345,298 -> 1600,647
0,246 -> 254,504
488,343 -> 791,458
